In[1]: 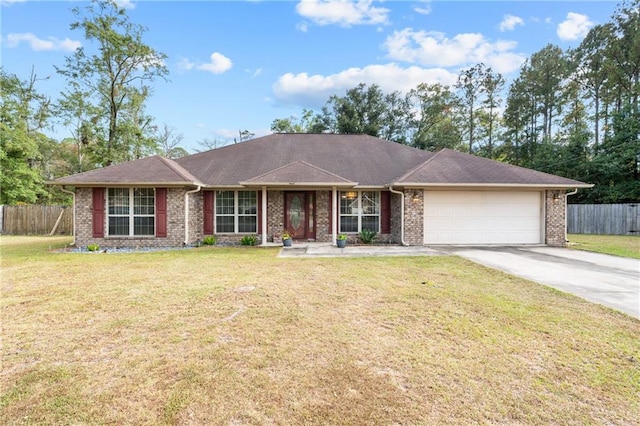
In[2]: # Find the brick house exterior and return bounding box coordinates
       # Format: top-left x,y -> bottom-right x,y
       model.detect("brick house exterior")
52,134 -> 591,249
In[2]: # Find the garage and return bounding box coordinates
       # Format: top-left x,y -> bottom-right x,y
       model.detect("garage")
423,190 -> 543,244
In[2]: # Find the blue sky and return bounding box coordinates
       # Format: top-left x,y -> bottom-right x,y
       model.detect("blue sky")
1,0 -> 620,152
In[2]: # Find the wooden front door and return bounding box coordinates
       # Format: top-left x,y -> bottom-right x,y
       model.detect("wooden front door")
285,192 -> 315,240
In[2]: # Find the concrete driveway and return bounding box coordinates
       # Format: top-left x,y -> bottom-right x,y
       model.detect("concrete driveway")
439,246 -> 640,318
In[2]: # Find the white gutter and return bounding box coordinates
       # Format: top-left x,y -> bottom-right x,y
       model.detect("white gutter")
59,186 -> 76,246
564,188 -> 579,243
184,186 -> 202,245
387,186 -> 408,246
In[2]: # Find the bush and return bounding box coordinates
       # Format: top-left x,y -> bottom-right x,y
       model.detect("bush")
202,235 -> 216,246
358,229 -> 377,244
240,235 -> 258,246
87,244 -> 100,252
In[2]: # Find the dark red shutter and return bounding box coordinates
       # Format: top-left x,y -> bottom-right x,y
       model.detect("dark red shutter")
92,187 -> 105,238
328,191 -> 333,234
203,191 -> 214,234
257,191 -> 262,233
155,188 -> 167,238
381,191 -> 391,234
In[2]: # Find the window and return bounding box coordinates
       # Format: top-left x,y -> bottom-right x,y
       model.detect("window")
107,188 -> 155,236
215,190 -> 257,233
339,191 -> 380,233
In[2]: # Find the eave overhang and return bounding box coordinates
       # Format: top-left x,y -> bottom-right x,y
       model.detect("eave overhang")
390,182 -> 594,190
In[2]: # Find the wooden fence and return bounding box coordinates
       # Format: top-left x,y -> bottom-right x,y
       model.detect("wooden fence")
567,203 -> 639,235
0,205 -> 73,235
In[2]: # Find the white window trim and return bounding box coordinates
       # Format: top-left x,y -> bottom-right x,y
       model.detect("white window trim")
339,190 -> 380,233
106,188 -> 155,237
215,190 -> 258,234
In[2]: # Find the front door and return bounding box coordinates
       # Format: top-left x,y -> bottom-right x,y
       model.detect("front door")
285,192 -> 315,240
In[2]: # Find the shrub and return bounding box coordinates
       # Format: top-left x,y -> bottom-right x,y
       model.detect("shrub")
358,229 -> 377,244
240,235 -> 258,246
202,235 -> 216,246
87,244 -> 100,252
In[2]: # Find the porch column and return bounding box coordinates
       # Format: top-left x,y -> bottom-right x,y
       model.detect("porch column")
261,186 -> 267,246
332,186 -> 337,245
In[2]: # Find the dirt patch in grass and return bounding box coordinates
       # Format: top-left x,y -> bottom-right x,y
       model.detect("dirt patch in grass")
2,236 -> 639,424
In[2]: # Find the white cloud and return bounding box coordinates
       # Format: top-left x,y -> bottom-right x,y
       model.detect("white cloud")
382,28 -> 526,74
557,12 -> 594,41
295,0 -> 390,27
4,32 -> 81,51
177,57 -> 196,71
0,0 -> 28,6
499,14 -> 524,32
196,52 -> 233,74
115,0 -> 135,10
273,63 -> 457,107
414,0 -> 432,16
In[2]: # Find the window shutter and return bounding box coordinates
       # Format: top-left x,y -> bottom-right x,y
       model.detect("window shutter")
92,187 -> 105,238
328,191 -> 333,234
203,191 -> 214,234
156,188 -> 167,238
257,191 -> 262,233
381,191 -> 391,234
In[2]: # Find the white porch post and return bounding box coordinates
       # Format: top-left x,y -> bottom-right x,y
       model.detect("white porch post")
261,186 -> 267,246
332,186 -> 338,245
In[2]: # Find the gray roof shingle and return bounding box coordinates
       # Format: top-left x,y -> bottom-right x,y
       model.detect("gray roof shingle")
395,149 -> 591,187
49,134 -> 591,189
50,155 -> 202,186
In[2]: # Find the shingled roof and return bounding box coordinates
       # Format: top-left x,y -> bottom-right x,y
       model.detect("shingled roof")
394,149 -> 591,188
240,160 -> 357,187
49,134 -> 591,189
175,133 -> 432,186
51,155 -> 202,186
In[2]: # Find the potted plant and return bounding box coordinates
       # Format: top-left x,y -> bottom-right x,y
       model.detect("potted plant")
282,231 -> 292,247
336,233 -> 347,248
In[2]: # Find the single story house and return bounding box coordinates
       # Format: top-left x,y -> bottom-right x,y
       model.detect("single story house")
50,133 -> 592,248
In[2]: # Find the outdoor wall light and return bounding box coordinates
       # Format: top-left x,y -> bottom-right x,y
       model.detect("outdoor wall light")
411,191 -> 421,203
552,192 -> 562,204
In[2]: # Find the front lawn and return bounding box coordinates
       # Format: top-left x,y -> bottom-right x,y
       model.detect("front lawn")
567,233 -> 640,259
1,236 -> 639,425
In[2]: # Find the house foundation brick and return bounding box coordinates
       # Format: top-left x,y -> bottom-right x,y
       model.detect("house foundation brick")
545,190 -> 566,247
403,190 -> 423,246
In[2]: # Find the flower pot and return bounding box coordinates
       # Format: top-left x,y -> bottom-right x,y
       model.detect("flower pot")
336,239 -> 347,248
283,238 -> 292,247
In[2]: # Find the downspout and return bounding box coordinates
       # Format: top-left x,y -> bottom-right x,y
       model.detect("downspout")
387,186 -> 408,246
59,186 -> 76,246
184,185 -> 202,245
564,188 -> 578,244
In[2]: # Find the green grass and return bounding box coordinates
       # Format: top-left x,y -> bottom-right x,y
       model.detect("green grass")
567,234 -> 640,259
1,236 -> 639,425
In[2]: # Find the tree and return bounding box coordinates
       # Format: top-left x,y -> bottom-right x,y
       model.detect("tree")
572,24 -> 613,152
56,0 -> 168,166
270,109 -> 327,133
480,68 -> 505,158
407,83 -> 463,151
0,69 -> 46,204
455,64 -> 487,153
324,83 -> 387,136
155,124 -> 188,159
526,44 -> 570,142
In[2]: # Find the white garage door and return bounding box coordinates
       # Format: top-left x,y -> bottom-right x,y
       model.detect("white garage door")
423,191 -> 543,244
